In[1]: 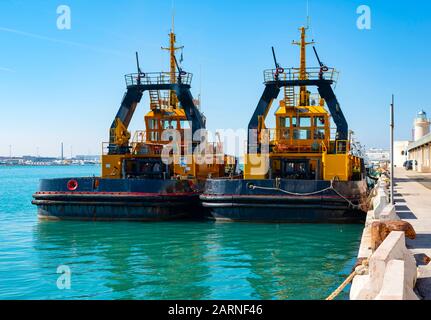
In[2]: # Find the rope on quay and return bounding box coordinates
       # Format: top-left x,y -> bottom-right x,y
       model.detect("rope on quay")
360,184 -> 378,212
325,270 -> 357,300
325,260 -> 368,300
248,179 -> 361,209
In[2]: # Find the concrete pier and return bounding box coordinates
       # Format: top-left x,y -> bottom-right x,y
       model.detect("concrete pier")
349,165 -> 431,300
350,167 -> 431,300
394,167 -> 431,299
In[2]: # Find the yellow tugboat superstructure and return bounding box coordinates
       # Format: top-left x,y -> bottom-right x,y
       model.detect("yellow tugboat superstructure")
102,22 -> 235,181
244,26 -> 363,182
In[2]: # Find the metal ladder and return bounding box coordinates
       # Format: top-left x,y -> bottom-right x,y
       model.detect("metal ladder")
146,78 -> 160,109
284,86 -> 295,107
160,91 -> 170,109
283,73 -> 295,107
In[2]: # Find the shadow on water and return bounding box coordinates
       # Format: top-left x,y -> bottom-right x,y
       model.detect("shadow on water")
32,220 -> 363,300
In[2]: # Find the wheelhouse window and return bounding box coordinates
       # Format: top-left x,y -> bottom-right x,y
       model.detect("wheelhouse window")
299,116 -> 311,127
162,120 -> 175,130
148,119 -> 160,141
281,130 -> 291,140
148,119 -> 159,130
280,117 -> 291,128
314,116 -> 325,127
180,120 -> 190,129
294,129 -> 311,140
292,116 -> 312,140
279,117 -> 291,140
150,133 -> 159,141
336,140 -> 347,154
314,128 -> 325,139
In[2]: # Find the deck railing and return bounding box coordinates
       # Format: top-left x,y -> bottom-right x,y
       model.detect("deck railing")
263,67 -> 338,83
125,72 -> 193,87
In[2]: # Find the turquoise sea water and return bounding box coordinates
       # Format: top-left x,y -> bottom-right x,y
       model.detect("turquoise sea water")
0,166 -> 362,300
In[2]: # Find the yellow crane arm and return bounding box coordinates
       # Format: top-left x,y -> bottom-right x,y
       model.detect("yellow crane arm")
114,118 -> 131,147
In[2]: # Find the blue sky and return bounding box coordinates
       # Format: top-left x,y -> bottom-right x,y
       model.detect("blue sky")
1,0 -> 430,157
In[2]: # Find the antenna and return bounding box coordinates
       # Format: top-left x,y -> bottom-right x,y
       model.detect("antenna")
305,0 -> 316,42
171,0 -> 175,32
173,55 -> 181,73
271,46 -> 284,80
312,46 -> 322,66
135,52 -> 143,85
161,9 -> 183,108
173,54 -> 185,83
312,46 -> 328,79
135,52 -> 142,74
199,64 -> 202,110
272,46 -> 280,69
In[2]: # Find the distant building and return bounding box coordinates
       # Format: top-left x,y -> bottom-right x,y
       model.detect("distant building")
0,158 -> 22,165
22,156 -> 57,162
366,148 -> 390,164
0,154 -> 100,166
407,110 -> 431,172
75,155 -> 100,161
394,141 -> 410,167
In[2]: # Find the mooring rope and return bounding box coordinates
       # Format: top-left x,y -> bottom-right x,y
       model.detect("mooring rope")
361,185 -> 378,211
248,183 -> 333,196
325,259 -> 369,300
330,186 -> 361,210
325,270 -> 357,300
248,179 -> 360,209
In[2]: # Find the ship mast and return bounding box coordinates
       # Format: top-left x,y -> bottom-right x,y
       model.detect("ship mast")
293,26 -> 314,106
162,13 -> 184,109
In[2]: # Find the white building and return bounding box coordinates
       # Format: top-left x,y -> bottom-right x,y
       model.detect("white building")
407,110 -> 431,172
394,140 -> 410,167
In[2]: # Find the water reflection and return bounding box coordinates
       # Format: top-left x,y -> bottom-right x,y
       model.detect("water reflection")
33,221 -> 361,300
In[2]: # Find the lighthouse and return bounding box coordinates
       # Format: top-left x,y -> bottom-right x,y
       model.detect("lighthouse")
413,110 -> 430,141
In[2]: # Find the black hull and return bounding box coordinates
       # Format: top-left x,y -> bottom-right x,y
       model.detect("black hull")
200,179 -> 368,223
32,177 -> 201,221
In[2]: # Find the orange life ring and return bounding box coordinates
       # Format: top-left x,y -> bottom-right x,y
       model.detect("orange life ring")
188,179 -> 198,192
67,179 -> 78,191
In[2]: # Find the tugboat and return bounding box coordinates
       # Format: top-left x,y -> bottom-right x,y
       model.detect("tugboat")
32,25 -> 235,221
200,26 -> 368,223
